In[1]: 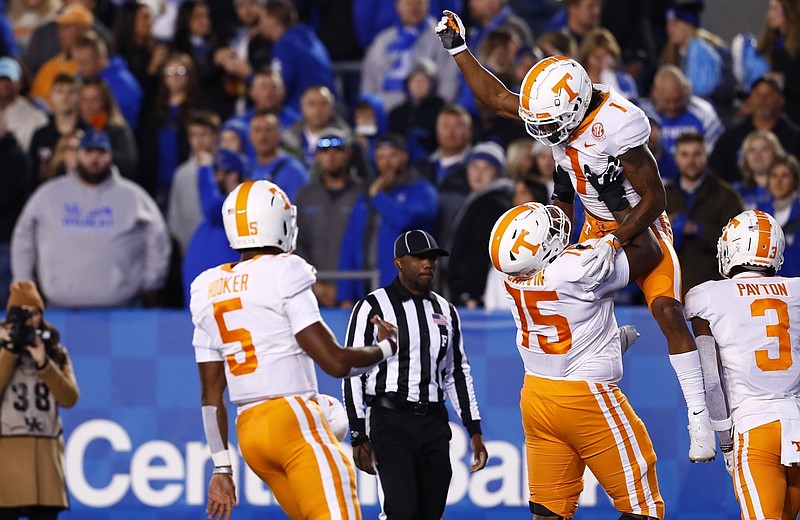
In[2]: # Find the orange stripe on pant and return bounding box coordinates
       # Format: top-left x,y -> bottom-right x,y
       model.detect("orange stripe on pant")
734,421 -> 800,520
580,211 -> 682,307
520,374 -> 663,519
237,396 -> 362,520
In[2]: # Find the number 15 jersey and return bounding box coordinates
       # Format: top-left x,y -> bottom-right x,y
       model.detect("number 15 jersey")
684,274 -> 800,432
190,254 -> 322,409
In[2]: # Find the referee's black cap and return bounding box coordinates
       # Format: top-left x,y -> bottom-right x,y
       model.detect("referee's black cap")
394,229 -> 449,258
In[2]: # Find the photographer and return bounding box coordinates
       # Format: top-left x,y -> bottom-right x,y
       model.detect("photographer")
0,281 -> 79,520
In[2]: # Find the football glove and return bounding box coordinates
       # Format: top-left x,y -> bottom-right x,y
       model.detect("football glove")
583,157 -> 630,212
581,234 -> 622,289
435,10 -> 467,56
720,443 -> 735,477
552,165 -> 576,204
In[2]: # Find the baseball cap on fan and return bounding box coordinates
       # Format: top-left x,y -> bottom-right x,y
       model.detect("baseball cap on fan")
394,229 -> 449,258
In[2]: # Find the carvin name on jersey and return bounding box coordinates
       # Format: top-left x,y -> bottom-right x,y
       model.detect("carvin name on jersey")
736,282 -> 789,297
208,274 -> 249,299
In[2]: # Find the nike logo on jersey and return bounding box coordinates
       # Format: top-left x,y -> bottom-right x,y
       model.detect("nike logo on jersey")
584,143 -> 596,148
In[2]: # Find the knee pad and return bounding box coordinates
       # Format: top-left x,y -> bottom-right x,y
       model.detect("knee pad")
530,501 -> 562,518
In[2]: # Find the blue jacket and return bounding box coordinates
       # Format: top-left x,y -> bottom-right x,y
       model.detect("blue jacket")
250,152 -> 309,201
684,37 -> 723,100
226,107 -> 301,160
0,8 -> 19,58
757,197 -> 800,278
337,177 -> 438,303
352,0 -> 463,49
272,24 -> 334,112
99,56 -> 143,130
181,164 -> 239,305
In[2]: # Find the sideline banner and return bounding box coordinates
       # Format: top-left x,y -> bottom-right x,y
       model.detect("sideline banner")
42,308 -> 741,519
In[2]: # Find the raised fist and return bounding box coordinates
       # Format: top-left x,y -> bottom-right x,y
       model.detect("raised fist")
435,10 -> 467,56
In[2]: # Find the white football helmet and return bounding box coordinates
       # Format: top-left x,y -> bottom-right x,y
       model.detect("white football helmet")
518,56 -> 593,146
718,209 -> 785,278
489,203 -> 571,278
222,180 -> 297,252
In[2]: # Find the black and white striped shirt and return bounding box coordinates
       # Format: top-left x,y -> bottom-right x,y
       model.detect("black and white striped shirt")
342,278 -> 482,443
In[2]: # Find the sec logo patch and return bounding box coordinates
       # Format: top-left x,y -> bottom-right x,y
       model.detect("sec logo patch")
591,122 -> 605,140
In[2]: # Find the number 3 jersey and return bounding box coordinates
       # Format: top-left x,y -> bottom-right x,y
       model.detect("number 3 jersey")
685,275 -> 800,432
502,241 -> 631,383
190,254 -> 322,409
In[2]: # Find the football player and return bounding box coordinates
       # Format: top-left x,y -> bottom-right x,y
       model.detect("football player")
190,180 -> 398,520
685,210 -> 800,519
490,200 -> 664,520
436,10 -> 716,462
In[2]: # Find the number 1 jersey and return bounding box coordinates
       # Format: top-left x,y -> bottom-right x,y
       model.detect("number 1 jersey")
190,254 -> 321,408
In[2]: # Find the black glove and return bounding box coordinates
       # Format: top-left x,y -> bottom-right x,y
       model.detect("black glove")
583,157 -> 630,212
435,10 -> 467,56
551,165 -> 575,204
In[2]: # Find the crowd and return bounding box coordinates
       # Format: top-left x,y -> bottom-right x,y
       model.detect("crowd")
0,0 -> 797,312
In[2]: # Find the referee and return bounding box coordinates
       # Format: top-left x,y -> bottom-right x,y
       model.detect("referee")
343,229 -> 488,519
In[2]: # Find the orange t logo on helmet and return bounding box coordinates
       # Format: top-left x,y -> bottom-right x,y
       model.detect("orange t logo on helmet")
551,73 -> 579,102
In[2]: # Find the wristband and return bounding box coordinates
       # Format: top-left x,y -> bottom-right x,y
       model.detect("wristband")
35,357 -> 49,370
710,416 -> 733,432
212,465 -> 233,475
377,338 -> 396,360
607,234 -> 622,250
211,449 -> 231,468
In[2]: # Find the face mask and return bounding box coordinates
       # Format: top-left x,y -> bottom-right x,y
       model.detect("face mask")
355,123 -> 378,137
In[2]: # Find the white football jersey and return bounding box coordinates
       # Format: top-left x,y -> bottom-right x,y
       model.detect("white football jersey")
190,254 -> 321,409
552,85 -> 651,221
685,274 -> 800,432
503,241 -> 631,382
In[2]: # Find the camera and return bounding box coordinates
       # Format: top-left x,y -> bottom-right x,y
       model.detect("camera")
5,307 -> 37,353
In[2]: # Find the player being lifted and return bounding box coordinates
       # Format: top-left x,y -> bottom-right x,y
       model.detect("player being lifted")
190,180 -> 398,520
685,210 -> 800,519
490,198 -> 665,519
435,10 -> 715,461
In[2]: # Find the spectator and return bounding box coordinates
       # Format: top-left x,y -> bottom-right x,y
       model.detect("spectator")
505,138 -> 535,181
138,52 -> 196,210
283,85 -> 351,168
168,110 -> 219,255
446,141 -> 513,307
578,27 -> 638,101
71,30 -> 143,130
0,57 -> 48,153
248,110 -> 308,201
111,1 -> 169,117
360,0 -> 459,112
0,114 -> 31,308
639,64 -> 723,181
218,117 -> 248,153
512,169 -> 549,206
79,78 -> 138,181
28,72 -> 88,186
337,134 -> 437,306
295,130 -> 363,307
757,154 -> 800,277
753,0 -> 800,123
665,132 -> 743,295
352,0 -> 463,50
387,57 -> 445,164
29,3 -> 93,107
11,129 -> 171,308
258,0 -> 333,113
181,148 -> 246,305
0,280 -> 79,519
660,0 -> 724,100
467,0 -> 535,51
41,128 -> 82,181
7,0 -> 61,52
224,66 -> 301,158
733,130 -> 785,210
412,104 -> 472,243
352,93 -> 387,172
538,0 -> 601,58
24,0 -> 111,76
170,1 -> 233,119
710,75 -> 800,184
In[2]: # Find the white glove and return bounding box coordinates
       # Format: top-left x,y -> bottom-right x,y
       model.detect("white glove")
435,10 -> 467,56
581,234 -> 622,288
316,394 -> 348,442
618,325 -> 639,355
721,445 -> 735,477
